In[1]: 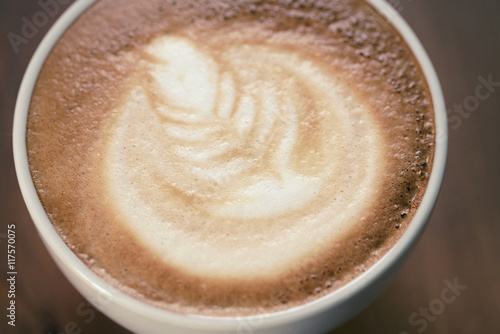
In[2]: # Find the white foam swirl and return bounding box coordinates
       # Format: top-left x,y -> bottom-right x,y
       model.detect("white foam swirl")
104,34 -> 385,279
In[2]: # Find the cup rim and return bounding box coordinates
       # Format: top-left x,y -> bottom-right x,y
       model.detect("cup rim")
13,0 -> 447,331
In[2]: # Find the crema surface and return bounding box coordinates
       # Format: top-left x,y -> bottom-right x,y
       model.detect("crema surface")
27,0 -> 435,315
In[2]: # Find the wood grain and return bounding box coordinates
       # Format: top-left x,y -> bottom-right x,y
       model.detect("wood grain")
1,1 -> 499,333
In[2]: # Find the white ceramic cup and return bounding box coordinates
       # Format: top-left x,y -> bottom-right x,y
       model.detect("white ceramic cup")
13,1 -> 447,333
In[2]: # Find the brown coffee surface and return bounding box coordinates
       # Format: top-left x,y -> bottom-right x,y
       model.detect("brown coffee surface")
27,0 -> 435,316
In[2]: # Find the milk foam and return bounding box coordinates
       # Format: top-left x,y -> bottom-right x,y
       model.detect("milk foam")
104,34 -> 385,280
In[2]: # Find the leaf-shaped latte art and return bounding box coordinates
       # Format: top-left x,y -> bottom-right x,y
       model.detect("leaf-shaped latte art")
105,35 -> 385,279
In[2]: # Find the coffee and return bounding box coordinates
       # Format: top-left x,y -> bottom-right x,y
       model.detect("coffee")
27,0 -> 435,316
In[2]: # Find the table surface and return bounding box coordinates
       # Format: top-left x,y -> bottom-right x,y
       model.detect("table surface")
1,1 -> 499,333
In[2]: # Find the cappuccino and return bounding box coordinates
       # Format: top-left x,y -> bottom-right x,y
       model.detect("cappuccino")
27,0 -> 435,316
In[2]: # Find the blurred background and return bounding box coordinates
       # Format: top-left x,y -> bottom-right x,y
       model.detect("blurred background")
1,0 -> 499,333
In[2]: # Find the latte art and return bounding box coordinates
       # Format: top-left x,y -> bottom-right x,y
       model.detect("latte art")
105,34 -> 384,278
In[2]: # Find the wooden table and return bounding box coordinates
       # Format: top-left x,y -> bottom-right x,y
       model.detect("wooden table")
1,1 -> 499,333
